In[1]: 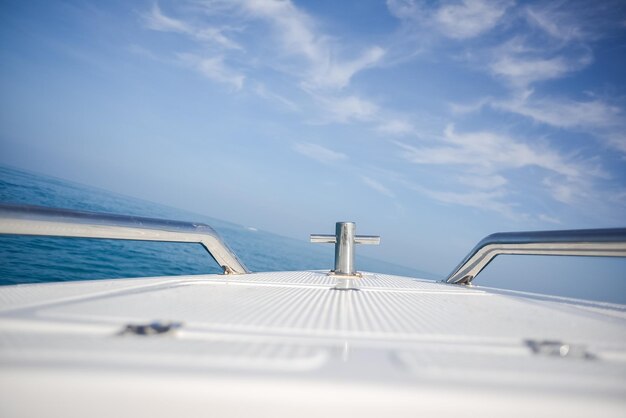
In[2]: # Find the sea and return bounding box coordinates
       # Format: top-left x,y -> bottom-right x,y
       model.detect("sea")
0,166 -> 433,285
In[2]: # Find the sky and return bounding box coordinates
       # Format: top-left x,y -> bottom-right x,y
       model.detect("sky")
1,0 -> 626,287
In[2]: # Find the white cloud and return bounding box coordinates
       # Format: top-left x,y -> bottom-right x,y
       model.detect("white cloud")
235,0 -> 384,90
435,0 -> 511,39
398,125 -> 584,179
376,119 -> 415,136
144,4 -> 190,33
307,46 -> 386,90
611,190 -> 626,203
136,0 -> 624,223
362,176 -> 395,198
457,174 -> 507,189
293,142 -> 347,164
538,213 -> 562,224
144,0 -> 388,125
453,91 -> 626,155
525,6 -> 585,42
490,91 -> 626,155
239,0 -> 325,62
228,0 -> 387,126
394,125 -> 608,209
253,83 -> 298,111
605,133 -> 626,155
415,186 -> 519,219
485,34 -> 594,87
494,92 -> 622,130
387,0 -> 511,39
317,94 -> 379,123
523,2 -> 622,43
542,177 -> 581,204
451,89 -> 626,157
178,54 -> 245,90
449,98 -> 490,114
144,4 -> 242,50
472,1 -> 599,90
490,55 -> 571,86
386,0 -> 424,21
194,27 -> 244,51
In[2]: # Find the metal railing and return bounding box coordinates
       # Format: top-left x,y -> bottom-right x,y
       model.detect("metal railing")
446,228 -> 626,284
0,204 -> 249,275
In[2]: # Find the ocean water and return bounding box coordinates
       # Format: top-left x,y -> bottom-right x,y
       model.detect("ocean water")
0,166 -> 433,285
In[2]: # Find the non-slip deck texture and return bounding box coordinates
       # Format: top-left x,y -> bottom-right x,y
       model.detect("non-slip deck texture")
1,271 -> 625,417
0,272 -> 622,346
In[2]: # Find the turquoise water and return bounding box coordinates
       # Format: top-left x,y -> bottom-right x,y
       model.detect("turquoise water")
0,166 -> 433,285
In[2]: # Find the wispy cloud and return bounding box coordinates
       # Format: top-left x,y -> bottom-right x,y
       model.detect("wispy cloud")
452,90 -> 626,155
315,94 -> 379,123
305,46 -> 386,90
412,185 -> 520,219
490,55 -> 573,86
237,0 -> 326,63
137,0 -> 625,222
473,0 -> 626,158
395,124 -> 605,211
457,173 -> 507,190
449,98 -> 491,115
143,1 -> 388,125
435,0 -> 512,39
542,177 -> 581,204
524,6 -> 586,42
227,0 -> 386,90
523,1 -> 625,43
293,142 -> 347,164
397,125 -> 585,179
143,4 -> 190,33
362,176 -> 395,198
253,83 -> 299,111
363,164 -> 522,218
178,53 -> 245,90
488,90 -> 626,154
376,119 -> 415,136
538,213 -> 561,224
605,133 -> 626,155
387,0 -> 512,39
494,91 -> 622,130
486,35 -> 593,87
144,4 -> 242,50
386,0 -> 423,21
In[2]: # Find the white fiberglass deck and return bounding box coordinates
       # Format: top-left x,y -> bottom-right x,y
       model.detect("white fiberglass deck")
0,271 -> 625,417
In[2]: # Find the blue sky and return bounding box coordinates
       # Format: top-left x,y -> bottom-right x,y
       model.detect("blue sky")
1,0 -> 625,279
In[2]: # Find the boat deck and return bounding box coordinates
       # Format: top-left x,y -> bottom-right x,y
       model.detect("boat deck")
1,271 -> 625,417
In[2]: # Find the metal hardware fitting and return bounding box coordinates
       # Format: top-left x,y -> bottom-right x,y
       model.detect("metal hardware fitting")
311,222 -> 380,287
119,321 -> 182,336
446,228 -> 626,285
0,204 -> 249,275
524,339 -> 595,360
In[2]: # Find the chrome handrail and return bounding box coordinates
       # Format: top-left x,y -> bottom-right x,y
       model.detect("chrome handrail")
0,204 -> 249,275
446,228 -> 626,284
